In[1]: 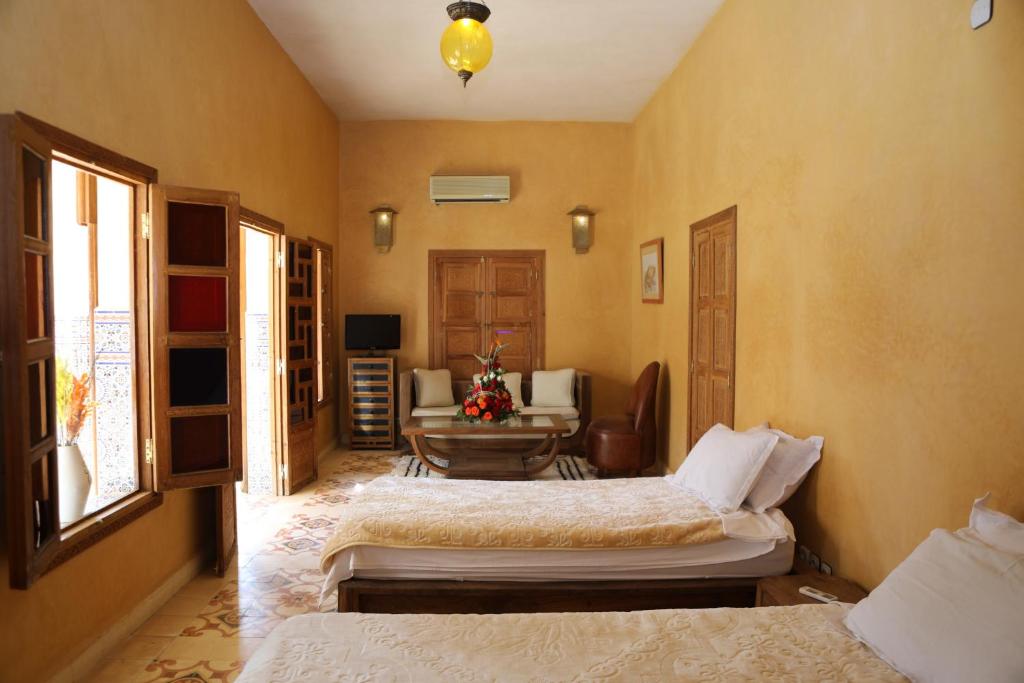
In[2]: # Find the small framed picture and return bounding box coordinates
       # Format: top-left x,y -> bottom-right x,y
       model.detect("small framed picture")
640,238 -> 664,303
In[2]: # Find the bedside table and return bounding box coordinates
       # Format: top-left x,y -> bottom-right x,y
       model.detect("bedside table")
755,574 -> 868,607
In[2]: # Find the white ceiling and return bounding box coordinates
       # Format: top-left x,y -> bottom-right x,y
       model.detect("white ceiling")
247,0 -> 723,122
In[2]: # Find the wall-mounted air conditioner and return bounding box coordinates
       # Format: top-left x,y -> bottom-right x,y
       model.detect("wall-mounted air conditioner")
429,175 -> 510,204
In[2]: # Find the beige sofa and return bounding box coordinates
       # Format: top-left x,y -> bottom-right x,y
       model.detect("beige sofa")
398,370 -> 591,455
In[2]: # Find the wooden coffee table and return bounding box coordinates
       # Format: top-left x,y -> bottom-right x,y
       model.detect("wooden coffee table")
401,414 -> 572,480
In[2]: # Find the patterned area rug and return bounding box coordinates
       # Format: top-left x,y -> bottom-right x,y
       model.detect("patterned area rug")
392,454 -> 596,480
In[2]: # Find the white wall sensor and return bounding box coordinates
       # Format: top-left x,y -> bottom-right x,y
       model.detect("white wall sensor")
971,0 -> 993,29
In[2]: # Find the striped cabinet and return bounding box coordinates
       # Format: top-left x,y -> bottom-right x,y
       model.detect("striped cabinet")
348,357 -> 395,449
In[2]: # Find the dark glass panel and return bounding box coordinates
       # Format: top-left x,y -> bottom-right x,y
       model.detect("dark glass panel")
169,348 -> 228,406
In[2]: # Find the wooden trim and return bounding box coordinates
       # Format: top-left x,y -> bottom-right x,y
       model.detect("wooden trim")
16,111 -> 158,184
240,206 -> 284,235
687,206 -> 737,451
47,492 -> 163,570
338,577 -> 758,614
309,237 -> 335,408
640,237 -> 664,304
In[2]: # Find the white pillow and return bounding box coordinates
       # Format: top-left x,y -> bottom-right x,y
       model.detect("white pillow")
969,493 -> 1024,554
473,372 -> 524,409
531,369 -> 575,407
412,368 -> 454,408
671,424 -> 778,513
743,427 -> 823,513
845,528 -> 1024,683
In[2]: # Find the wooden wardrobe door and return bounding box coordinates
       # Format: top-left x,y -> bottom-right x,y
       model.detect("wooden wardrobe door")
432,257 -> 485,381
150,185 -> 243,491
485,256 -> 539,376
280,236 -> 317,494
688,207 -> 737,450
0,116 -> 60,588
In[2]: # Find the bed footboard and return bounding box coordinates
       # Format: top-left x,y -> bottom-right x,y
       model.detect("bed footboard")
338,577 -> 758,614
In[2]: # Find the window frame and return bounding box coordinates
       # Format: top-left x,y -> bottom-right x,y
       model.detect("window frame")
11,112 -> 162,582
309,237 -> 334,408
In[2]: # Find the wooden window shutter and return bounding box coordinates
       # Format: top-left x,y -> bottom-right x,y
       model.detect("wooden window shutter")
149,185 -> 243,491
0,115 -> 61,588
278,236 -> 318,494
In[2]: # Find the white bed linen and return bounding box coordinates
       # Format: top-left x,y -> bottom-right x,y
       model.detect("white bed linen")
238,604 -> 905,682
319,487 -> 793,602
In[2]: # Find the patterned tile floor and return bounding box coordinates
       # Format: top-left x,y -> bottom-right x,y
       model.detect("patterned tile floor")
87,449 -> 397,683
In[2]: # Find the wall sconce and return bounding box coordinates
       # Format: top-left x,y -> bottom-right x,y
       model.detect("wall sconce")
568,205 -> 595,254
369,206 -> 397,253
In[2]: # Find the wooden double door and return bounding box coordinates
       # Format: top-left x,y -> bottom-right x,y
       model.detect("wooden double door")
429,251 -> 545,380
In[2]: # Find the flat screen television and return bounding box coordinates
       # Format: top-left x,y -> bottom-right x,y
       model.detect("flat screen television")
345,314 -> 401,351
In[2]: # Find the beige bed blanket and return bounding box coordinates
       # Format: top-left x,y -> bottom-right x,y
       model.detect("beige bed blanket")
320,477 -> 728,573
238,604 -> 905,682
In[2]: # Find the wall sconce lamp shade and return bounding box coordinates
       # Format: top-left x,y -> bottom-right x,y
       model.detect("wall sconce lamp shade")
568,206 -> 595,254
370,207 -> 397,253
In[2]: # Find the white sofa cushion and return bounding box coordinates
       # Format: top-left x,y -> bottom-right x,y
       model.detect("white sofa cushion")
412,368 -> 454,408
670,424 -> 778,513
531,369 -> 575,407
845,527 -> 1024,683
472,371 -> 524,408
411,405 -> 459,418
743,427 -> 823,513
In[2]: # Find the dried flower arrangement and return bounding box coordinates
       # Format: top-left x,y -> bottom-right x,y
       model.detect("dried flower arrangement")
56,359 -> 96,447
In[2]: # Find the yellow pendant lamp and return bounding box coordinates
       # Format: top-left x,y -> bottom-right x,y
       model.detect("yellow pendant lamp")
440,1 -> 493,87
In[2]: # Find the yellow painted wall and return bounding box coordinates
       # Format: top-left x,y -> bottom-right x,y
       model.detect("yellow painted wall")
338,121 -> 634,421
0,1 -> 338,680
631,0 -> 1024,588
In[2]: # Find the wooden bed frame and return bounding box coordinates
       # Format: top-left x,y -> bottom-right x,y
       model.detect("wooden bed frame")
337,577 -> 759,614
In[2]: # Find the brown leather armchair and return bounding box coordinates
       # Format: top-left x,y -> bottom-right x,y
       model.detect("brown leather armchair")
585,362 -> 660,477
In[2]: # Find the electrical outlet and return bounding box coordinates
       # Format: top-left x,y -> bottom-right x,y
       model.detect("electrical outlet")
797,545 -> 810,564
820,561 -> 833,576
808,552 -> 821,572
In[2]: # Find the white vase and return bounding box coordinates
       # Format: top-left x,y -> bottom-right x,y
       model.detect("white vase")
57,444 -> 92,525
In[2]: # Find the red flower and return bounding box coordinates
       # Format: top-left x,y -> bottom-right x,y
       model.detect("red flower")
483,412 -> 493,421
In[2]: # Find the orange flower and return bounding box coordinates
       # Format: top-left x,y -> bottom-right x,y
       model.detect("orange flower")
483,412 -> 493,421
470,407 -> 479,416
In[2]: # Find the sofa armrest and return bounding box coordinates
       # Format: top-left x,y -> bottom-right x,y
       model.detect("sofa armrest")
399,371 -> 414,428
574,371 -> 592,431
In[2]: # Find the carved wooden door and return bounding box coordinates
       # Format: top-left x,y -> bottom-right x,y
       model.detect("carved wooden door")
279,236 -> 317,494
430,251 -> 544,381
688,206 -> 737,450
485,257 -> 540,376
431,256 -> 486,381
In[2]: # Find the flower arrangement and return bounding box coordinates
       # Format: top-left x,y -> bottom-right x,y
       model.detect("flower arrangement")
56,359 -> 96,447
457,331 -> 519,424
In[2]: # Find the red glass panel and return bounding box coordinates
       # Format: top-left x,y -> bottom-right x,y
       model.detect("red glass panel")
168,275 -> 226,332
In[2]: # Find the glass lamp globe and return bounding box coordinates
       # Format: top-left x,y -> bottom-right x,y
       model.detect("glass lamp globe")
440,2 -> 493,87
